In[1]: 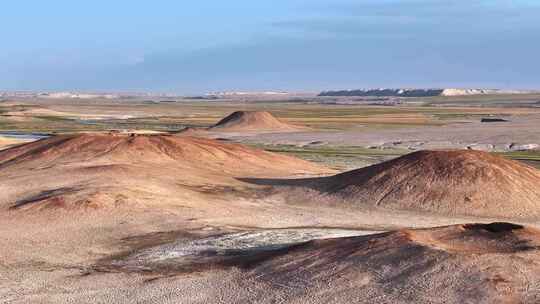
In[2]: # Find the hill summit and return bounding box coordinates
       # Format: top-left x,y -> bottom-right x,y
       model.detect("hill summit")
210,111 -> 304,132
0,133 -> 328,211
241,222 -> 540,303
304,150 -> 540,218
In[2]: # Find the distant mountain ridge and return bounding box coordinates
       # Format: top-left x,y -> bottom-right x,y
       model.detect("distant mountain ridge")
318,88 -> 532,97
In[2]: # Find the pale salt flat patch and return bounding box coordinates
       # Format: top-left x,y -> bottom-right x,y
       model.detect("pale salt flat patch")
131,228 -> 380,263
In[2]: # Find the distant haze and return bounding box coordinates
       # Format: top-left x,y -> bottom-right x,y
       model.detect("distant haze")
2,0 -> 540,94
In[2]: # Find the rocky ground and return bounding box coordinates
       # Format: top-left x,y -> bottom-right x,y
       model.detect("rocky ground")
1,98 -> 540,303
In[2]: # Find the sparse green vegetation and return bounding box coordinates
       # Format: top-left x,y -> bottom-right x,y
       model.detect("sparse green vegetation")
498,151 -> 540,169
249,143 -> 540,170
1,98 -> 539,170
1,98 -> 537,133
248,144 -> 407,170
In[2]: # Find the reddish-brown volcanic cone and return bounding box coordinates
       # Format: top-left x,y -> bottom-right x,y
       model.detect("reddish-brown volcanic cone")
0,133 -> 329,211
0,133 -> 325,172
210,111 -> 306,132
311,150 -> 540,218
244,222 -> 540,303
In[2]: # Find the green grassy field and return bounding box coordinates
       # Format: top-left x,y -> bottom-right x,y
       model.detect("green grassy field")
251,143 -> 540,170
498,151 -> 540,169
1,98 -> 539,170
2,97 -> 538,133
420,93 -> 540,107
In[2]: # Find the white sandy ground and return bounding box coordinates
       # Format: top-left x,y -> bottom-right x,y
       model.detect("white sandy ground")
119,229 -> 380,267
2,194 -> 540,303
0,136 -> 33,151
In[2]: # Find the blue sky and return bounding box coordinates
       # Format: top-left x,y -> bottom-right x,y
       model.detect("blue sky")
2,0 -> 540,94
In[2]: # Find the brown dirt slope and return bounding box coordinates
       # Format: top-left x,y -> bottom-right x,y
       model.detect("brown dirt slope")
0,133 -> 329,211
306,150 -> 540,218
209,111 -> 306,132
240,222 -> 540,303
0,133 -> 326,171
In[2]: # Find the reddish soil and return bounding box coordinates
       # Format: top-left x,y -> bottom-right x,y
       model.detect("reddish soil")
0,133 -> 330,211
296,150 -> 540,218
239,222 -> 540,303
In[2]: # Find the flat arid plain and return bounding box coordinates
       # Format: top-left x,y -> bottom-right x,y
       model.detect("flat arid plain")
1,93 -> 540,303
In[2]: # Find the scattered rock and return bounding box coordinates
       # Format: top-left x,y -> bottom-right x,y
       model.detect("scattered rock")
481,118 -> 509,123
508,143 -> 540,151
